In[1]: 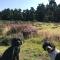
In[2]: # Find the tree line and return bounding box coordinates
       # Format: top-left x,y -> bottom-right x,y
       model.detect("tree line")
0,0 -> 60,22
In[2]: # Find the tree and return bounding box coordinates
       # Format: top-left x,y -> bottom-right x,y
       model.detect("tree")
10,9 -> 14,20
55,4 -> 60,22
48,0 -> 57,22
22,10 -> 26,21
36,4 -> 45,21
17,9 -> 23,20
13,9 -> 18,20
0,0 -> 59,22
0,12 -> 1,20
1,8 -> 10,20
22,9 -> 30,21
29,7 -> 35,21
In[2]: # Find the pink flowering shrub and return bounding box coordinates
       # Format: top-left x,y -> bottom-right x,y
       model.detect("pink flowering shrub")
2,24 -> 37,38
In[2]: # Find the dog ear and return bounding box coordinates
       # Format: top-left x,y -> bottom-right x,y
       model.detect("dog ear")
42,42 -> 47,51
19,40 -> 22,45
11,38 -> 22,46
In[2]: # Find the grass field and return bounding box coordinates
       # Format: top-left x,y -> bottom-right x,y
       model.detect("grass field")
0,21 -> 60,60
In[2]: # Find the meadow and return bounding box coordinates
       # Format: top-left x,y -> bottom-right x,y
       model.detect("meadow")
0,21 -> 60,60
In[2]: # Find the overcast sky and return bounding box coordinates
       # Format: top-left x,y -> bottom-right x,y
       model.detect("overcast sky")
0,0 -> 60,11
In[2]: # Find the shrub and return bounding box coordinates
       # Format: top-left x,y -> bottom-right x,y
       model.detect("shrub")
2,24 -> 37,39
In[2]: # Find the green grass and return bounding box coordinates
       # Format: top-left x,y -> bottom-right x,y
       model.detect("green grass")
0,35 -> 60,60
0,46 -> 9,54
20,36 -> 60,60
0,37 -> 48,60
19,37 -> 49,60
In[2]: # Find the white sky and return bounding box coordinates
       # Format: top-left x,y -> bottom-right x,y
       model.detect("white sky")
0,0 -> 60,11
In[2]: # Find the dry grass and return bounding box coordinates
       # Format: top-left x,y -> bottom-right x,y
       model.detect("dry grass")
35,22 -> 60,41
0,23 -> 37,39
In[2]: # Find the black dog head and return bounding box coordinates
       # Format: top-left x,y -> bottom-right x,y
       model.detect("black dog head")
43,40 -> 55,53
11,38 -> 22,47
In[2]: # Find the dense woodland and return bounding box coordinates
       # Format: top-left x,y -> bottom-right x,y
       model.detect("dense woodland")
0,0 -> 60,22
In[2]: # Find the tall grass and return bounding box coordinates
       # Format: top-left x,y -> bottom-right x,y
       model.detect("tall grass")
0,22 -> 60,60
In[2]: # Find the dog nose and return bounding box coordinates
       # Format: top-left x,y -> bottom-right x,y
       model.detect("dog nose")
47,46 -> 52,49
47,46 -> 53,50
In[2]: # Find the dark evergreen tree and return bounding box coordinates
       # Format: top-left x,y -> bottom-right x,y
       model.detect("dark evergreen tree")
10,9 -> 14,20
36,4 -> 45,21
48,0 -> 57,22
55,4 -> 60,22
13,9 -> 18,20
0,0 -> 60,22
22,9 -> 30,21
17,9 -> 23,20
1,8 -> 10,20
29,7 -> 35,21
0,12 -> 2,19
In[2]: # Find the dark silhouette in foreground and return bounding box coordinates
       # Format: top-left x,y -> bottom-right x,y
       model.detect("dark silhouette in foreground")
0,38 -> 22,60
43,40 -> 60,60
